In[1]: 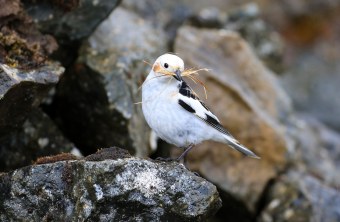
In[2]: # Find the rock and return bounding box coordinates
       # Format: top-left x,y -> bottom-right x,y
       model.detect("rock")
256,0 -> 340,131
258,171 -> 340,222
0,148 -> 221,221
0,0 -> 58,70
23,0 -> 121,42
0,62 -> 74,172
51,8 -> 167,156
187,3 -> 284,73
174,26 -> 294,212
223,3 -> 284,73
189,7 -> 227,28
121,0 -> 240,46
281,37 -> 340,131
0,62 -> 64,135
0,108 -> 76,172
290,114 -> 340,187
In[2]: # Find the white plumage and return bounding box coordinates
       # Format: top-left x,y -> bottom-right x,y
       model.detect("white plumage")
142,54 -> 259,160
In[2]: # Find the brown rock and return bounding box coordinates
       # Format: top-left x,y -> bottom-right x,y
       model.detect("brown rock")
174,26 -> 293,211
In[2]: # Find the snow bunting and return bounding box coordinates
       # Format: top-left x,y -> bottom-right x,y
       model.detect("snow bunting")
142,54 -> 259,160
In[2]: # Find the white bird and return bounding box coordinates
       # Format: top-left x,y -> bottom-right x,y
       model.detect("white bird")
142,54 -> 259,161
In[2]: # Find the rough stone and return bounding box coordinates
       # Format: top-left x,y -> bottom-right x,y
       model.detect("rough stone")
257,0 -> 340,131
0,151 -> 221,221
223,3 -> 284,73
121,0 -> 241,47
23,0 -> 121,42
0,108 -> 76,172
51,8 -> 167,156
289,115 -> 340,187
258,172 -> 340,222
0,62 -> 64,135
0,62 -> 75,171
0,0 -> 58,70
174,26 -> 293,212
281,34 -> 340,131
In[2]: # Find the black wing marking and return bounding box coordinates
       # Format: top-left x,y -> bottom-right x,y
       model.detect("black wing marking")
179,81 -> 211,112
179,81 -> 198,100
178,99 -> 195,113
199,100 -> 210,112
178,80 -> 232,137
196,113 -> 233,137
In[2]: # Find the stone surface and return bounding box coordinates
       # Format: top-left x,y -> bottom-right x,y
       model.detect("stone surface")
0,62 -> 70,171
51,8 -> 167,156
188,3 -> 284,73
0,108 -> 76,172
223,3 -> 284,73
23,0 -> 121,42
0,0 -> 58,69
0,62 -> 64,134
0,149 -> 221,221
290,115 -> 340,187
258,172 -> 340,222
256,0 -> 340,131
281,33 -> 340,131
174,26 -> 293,212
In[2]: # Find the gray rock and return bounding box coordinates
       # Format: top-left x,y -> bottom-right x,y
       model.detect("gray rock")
0,152 -> 221,221
281,42 -> 340,131
0,62 -> 64,134
0,108 -> 76,172
0,62 -> 72,171
189,7 -> 227,28
23,0 -> 121,42
258,172 -> 340,222
52,8 -> 167,156
223,3 -> 284,73
289,115 -> 340,187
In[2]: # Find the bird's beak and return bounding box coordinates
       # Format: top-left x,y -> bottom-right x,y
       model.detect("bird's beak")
175,69 -> 183,81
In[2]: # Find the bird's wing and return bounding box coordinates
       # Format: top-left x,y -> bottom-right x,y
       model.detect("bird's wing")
177,81 -> 233,137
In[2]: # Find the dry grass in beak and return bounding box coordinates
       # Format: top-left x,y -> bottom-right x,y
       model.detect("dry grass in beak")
143,60 -> 210,99
182,68 -> 210,99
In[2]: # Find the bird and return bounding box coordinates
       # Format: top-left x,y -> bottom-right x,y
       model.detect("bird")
142,53 -> 259,161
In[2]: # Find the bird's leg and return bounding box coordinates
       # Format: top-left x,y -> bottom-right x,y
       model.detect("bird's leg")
176,144 -> 194,162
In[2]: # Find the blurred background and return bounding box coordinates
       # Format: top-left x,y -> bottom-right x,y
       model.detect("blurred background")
1,0 -> 340,221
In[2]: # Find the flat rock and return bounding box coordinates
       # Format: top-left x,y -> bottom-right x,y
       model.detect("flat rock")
174,26 -> 293,212
0,151 -> 221,221
52,8 -> 167,156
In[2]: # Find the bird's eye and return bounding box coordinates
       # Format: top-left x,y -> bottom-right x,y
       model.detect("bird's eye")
164,63 -> 169,68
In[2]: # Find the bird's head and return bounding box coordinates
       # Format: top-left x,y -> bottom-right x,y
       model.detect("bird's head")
152,54 -> 184,81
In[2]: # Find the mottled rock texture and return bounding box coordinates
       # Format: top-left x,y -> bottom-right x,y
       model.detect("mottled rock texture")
0,148 -> 221,221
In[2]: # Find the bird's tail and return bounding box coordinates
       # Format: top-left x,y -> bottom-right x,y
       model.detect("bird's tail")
223,135 -> 260,159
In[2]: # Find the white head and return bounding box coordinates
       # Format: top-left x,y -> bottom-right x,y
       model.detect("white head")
150,54 -> 185,81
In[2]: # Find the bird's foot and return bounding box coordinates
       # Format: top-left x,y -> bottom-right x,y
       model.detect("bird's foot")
155,157 -> 176,162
